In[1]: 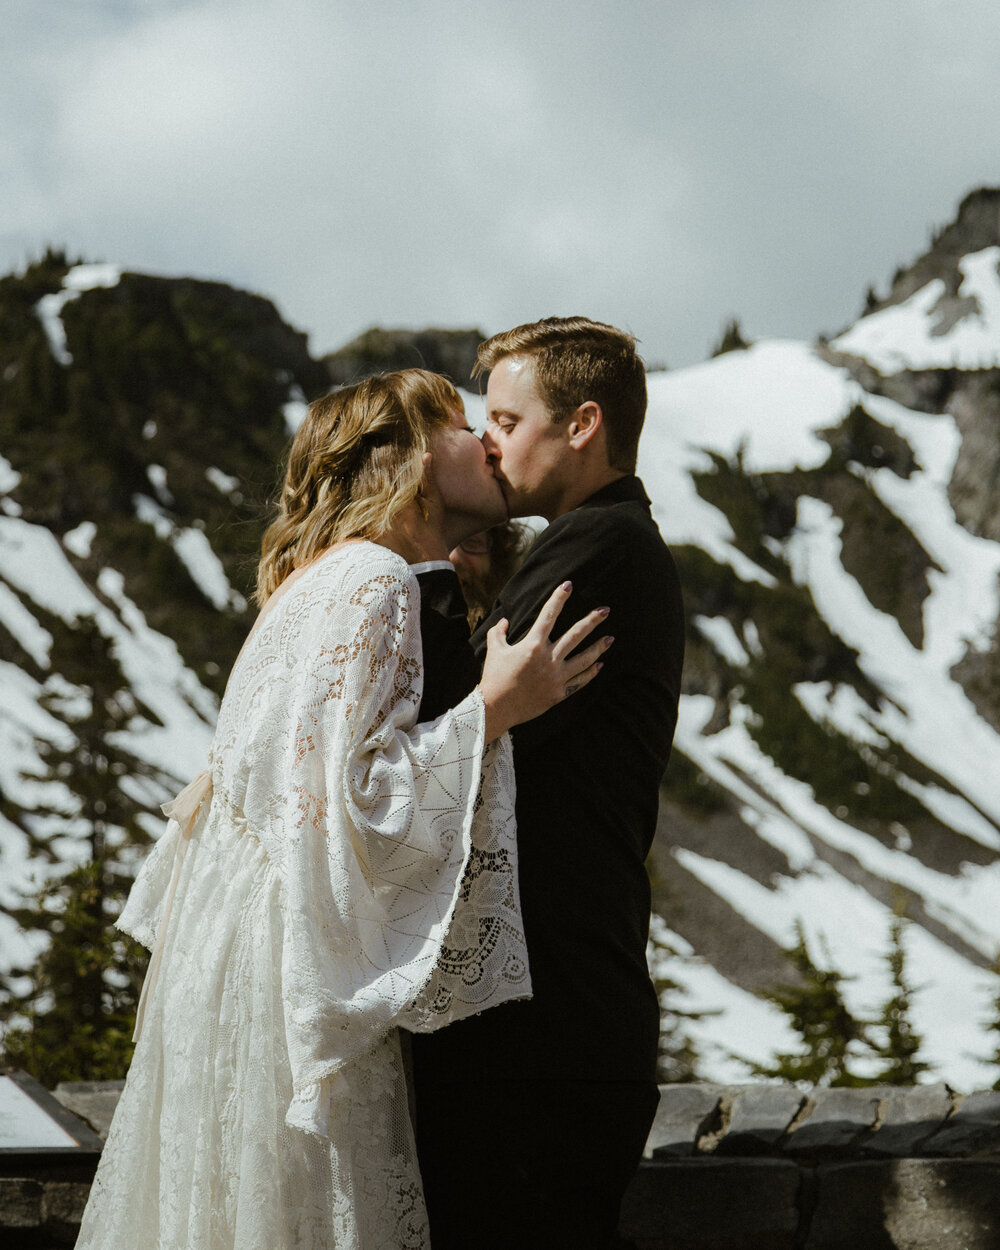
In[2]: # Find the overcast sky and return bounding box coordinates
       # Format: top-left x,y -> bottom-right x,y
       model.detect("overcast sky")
4,0 -> 999,370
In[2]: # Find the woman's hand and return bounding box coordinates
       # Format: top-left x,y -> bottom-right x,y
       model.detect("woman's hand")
478,581 -> 613,742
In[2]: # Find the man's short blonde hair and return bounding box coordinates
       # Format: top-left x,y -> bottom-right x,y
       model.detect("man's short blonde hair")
474,316 -> 647,473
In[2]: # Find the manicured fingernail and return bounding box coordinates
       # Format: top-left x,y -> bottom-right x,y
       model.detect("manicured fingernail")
562,580 -> 572,591
604,635 -> 614,648
597,606 -> 610,616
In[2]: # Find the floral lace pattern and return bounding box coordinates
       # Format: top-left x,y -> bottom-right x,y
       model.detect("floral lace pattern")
76,542 -> 528,1249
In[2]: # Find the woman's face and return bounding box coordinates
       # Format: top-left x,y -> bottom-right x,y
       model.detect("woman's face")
428,407 -> 508,539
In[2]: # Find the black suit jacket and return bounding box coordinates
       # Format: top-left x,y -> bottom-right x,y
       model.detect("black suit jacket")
413,476 -> 684,1082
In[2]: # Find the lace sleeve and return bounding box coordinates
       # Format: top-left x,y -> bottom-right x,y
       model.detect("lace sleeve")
398,728 -> 529,1032
277,555 -> 506,1132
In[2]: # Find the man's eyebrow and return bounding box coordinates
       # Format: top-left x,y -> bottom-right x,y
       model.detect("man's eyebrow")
489,408 -> 519,420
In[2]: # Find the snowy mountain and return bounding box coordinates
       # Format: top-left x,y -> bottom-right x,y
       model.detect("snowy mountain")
2,190 -> 999,1090
641,188 -> 1000,1090
0,252 -> 326,987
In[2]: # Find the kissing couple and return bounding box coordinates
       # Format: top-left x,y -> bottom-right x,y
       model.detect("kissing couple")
77,316 -> 684,1250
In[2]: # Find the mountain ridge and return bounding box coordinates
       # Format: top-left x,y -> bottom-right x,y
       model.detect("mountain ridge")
2,195 -> 999,1087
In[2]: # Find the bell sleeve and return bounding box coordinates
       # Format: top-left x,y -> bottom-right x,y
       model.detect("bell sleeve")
277,555 -> 528,1134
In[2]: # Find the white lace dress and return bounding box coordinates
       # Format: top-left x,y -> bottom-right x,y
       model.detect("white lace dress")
76,542 -> 529,1250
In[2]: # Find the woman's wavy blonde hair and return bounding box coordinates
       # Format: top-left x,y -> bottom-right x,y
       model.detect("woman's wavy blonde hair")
255,369 -> 461,605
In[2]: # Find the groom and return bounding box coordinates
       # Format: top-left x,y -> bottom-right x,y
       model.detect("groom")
412,317 -> 684,1249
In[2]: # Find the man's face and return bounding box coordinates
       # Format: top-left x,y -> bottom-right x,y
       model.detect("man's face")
429,406 -> 508,540
481,356 -> 572,520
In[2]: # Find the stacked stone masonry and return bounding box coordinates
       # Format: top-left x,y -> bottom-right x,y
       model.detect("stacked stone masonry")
622,1082 -> 1000,1250
1,1081 -> 999,1247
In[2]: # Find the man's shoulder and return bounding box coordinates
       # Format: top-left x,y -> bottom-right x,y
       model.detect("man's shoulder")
471,479 -> 679,650
545,496 -> 656,538
528,488 -> 671,570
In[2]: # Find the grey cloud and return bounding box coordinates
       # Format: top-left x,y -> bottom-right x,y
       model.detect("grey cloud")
2,0 -> 999,368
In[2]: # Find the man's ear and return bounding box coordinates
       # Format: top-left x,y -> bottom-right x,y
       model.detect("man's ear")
567,401 -> 602,450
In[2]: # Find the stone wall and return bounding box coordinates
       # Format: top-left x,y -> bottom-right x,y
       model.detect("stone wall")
0,1073 -> 106,1249
621,1082 -> 1000,1250
0,1172 -> 94,1249
3,1081 -> 999,1247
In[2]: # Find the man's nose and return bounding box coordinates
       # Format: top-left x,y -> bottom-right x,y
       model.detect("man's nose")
481,426 -> 499,460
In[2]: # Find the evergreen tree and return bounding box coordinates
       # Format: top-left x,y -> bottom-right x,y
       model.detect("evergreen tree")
983,954 -> 1000,1092
745,921 -> 871,1087
710,317 -> 751,357
0,862 -> 148,1087
0,615 -> 169,1085
867,903 -> 931,1084
647,918 -> 707,1083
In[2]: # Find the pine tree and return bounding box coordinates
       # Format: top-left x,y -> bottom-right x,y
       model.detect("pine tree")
710,318 -> 751,357
868,904 -> 931,1084
0,615 -> 169,1085
0,863 -> 149,1086
745,921 -> 871,1087
647,918 -> 707,1083
983,954 -> 1000,1092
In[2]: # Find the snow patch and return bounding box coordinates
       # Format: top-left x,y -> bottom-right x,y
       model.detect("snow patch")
62,521 -> 96,559
793,682 -> 888,748
206,466 -> 239,495
694,615 -> 749,666
134,495 -> 246,612
0,456 -> 21,495
0,583 -> 53,667
35,264 -> 122,367
832,247 -> 1000,373
645,341 -> 846,474
675,848 -> 998,1091
0,518 -> 103,623
282,384 -> 308,435
785,496 -> 1000,827
0,516 -> 215,813
173,528 -> 245,612
648,915 -> 800,1081
146,464 -> 173,506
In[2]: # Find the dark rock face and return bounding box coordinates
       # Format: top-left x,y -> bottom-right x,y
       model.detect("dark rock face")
650,190 -> 1000,1083
820,190 -> 1000,553
948,370 -> 1000,542
322,326 -> 485,388
951,629 -> 1000,736
3,193 -> 1000,1110
0,258 -> 329,699
877,186 -> 1000,311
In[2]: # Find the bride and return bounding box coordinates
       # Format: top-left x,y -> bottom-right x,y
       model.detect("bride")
75,369 -> 609,1249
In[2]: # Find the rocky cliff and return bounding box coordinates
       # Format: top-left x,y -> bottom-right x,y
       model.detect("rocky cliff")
1,192 -> 999,1088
